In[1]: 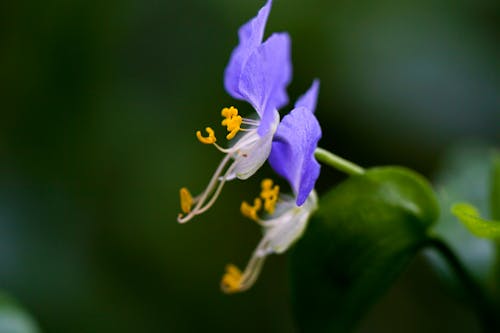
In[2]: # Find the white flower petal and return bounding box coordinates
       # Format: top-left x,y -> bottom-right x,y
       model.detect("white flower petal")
229,110 -> 279,180
264,191 -> 317,254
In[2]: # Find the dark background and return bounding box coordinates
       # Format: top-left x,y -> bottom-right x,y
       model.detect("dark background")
1,0 -> 498,332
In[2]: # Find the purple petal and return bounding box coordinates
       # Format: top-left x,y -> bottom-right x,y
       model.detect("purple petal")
239,32 -> 292,135
269,107 -> 322,206
224,0 -> 272,100
295,79 -> 320,113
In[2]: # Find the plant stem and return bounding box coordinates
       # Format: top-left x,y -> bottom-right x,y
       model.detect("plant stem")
426,237 -> 499,332
314,147 -> 364,176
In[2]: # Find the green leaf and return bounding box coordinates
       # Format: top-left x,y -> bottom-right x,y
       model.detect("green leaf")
290,166 -> 438,332
451,203 -> 500,239
0,292 -> 40,333
428,144 -> 497,288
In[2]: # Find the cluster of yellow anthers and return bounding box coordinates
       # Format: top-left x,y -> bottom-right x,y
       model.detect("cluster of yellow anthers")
241,179 -> 280,221
196,106 -> 243,145
220,179 -> 280,293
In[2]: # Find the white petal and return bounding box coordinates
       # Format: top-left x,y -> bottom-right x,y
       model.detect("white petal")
229,110 -> 279,180
264,191 -> 318,254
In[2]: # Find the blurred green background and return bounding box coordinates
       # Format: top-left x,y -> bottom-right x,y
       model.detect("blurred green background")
1,0 -> 498,332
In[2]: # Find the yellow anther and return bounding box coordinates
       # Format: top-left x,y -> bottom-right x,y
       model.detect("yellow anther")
225,118 -> 242,140
221,106 -> 242,140
196,127 -> 217,144
260,178 -> 279,214
221,264 -> 243,293
241,197 -> 262,222
221,106 -> 238,118
180,187 -> 193,214
261,179 -> 273,190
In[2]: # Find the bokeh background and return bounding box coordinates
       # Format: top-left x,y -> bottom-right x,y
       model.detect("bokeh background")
1,0 -> 498,332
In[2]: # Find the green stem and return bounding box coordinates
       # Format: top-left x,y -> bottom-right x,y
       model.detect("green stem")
426,237 -> 499,332
314,147 -> 364,176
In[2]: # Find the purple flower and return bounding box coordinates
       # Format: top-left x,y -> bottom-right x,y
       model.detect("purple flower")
178,0 -> 293,223
177,0 -> 323,293
221,82 -> 321,294
178,4 -> 322,290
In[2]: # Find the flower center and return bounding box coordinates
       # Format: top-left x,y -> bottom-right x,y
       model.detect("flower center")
196,106 -> 252,145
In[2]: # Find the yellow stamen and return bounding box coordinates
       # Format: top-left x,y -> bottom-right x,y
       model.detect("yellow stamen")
196,127 -> 217,144
180,187 -> 193,214
260,178 -> 279,214
241,198 -> 262,222
221,264 -> 243,293
221,106 -> 238,118
221,106 -> 242,140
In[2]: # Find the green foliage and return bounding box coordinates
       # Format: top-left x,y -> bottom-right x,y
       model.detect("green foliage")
0,293 -> 40,333
451,203 -> 500,239
290,167 -> 439,332
428,144 -> 498,287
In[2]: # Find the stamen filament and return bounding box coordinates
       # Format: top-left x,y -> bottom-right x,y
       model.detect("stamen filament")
178,154 -> 232,223
241,119 -> 259,126
213,142 -> 233,154
221,238 -> 269,294
195,161 -> 237,215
